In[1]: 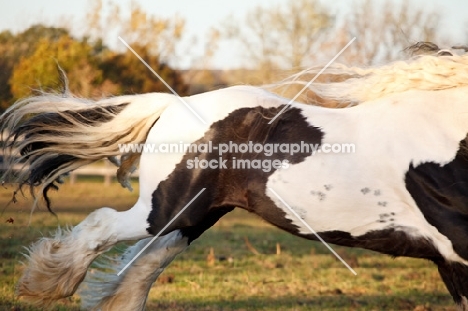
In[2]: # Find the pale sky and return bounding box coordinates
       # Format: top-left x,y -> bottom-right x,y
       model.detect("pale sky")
0,0 -> 466,69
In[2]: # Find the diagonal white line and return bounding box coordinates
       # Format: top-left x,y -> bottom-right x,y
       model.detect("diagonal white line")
268,187 -> 357,275
118,36 -> 207,125
117,188 -> 206,276
268,37 -> 356,124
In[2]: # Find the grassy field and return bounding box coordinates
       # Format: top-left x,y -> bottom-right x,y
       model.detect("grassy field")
0,181 -> 457,311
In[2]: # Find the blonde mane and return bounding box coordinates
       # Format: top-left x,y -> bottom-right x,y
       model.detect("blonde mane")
267,43 -> 468,107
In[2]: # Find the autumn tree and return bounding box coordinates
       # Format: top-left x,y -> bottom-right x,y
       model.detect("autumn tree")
322,0 -> 441,65
85,0 -> 185,65
9,35 -> 102,99
217,0 -> 444,87
9,34 -> 188,99
100,45 -> 188,95
221,0 -> 332,83
2,1 -> 189,109
83,0 -> 189,95
0,25 -> 69,109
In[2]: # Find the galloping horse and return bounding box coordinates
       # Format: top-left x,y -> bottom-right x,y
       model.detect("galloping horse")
2,43 -> 468,310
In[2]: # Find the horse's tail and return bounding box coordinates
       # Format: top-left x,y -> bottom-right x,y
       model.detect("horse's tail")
0,92 -> 174,210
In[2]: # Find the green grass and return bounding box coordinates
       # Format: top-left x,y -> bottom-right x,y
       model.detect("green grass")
0,182 -> 458,310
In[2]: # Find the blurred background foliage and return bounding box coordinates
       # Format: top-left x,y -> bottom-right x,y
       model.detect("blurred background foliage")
0,0 -> 460,111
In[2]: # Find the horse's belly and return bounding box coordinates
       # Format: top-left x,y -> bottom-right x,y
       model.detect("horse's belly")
266,158 -> 412,235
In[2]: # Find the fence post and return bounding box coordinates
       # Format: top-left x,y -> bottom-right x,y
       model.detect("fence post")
69,173 -> 76,184
104,173 -> 111,186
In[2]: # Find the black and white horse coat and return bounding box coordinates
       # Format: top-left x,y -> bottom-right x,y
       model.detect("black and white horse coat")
2,51 -> 468,310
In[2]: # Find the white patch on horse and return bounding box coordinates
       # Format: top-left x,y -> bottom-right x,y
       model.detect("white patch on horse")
267,87 -> 468,266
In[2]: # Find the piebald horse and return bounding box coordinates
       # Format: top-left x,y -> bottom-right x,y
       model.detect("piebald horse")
2,43 -> 468,310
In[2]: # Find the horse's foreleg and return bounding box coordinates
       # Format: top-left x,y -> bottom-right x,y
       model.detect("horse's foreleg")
80,230 -> 189,311
16,201 -> 151,305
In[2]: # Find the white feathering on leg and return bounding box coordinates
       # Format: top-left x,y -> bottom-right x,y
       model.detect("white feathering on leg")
79,230 -> 188,311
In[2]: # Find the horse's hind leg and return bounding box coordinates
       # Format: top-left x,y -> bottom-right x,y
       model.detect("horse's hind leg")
80,206 -> 233,310
436,260 -> 468,310
16,199 -> 152,305
80,230 -> 188,311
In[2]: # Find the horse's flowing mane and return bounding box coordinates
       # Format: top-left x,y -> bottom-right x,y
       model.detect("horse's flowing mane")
266,42 -> 468,107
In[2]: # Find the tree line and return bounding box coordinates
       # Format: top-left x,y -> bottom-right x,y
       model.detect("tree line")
0,0 -> 455,111
0,25 -> 188,111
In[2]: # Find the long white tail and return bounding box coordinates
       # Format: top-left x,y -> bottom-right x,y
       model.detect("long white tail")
0,92 -> 174,209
